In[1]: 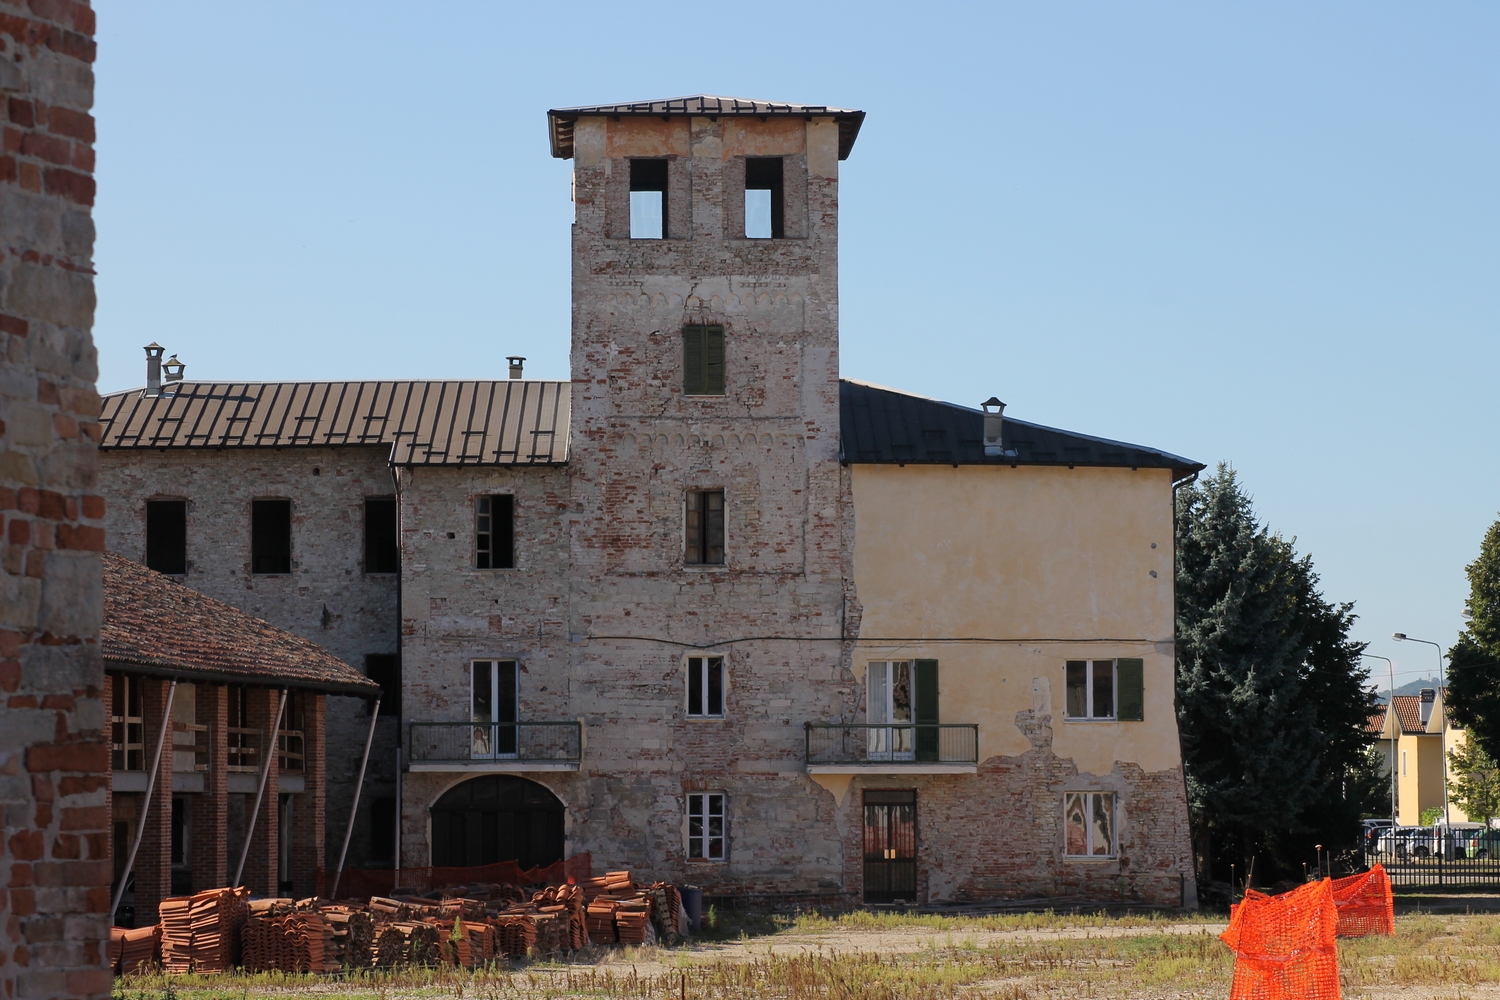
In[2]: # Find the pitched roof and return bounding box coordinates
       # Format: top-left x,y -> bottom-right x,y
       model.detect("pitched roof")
102,552 -> 380,695
1391,695 -> 1428,735
547,95 -> 866,160
98,380 -> 570,466
1367,709 -> 1388,736
838,379 -> 1205,481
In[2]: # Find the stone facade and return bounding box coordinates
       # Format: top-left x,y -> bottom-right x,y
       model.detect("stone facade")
100,447 -> 397,872
0,2 -> 109,998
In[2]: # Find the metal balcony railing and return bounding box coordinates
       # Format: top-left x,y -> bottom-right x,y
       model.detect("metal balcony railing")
804,723 -> 979,766
407,721 -> 583,765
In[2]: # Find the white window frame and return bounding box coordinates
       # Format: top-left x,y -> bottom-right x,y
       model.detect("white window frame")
470,659 -> 518,760
866,661 -> 915,761
686,791 -> 727,861
1402,750 -> 1407,776
686,655 -> 726,719
1064,659 -> 1118,721
1063,791 -> 1117,859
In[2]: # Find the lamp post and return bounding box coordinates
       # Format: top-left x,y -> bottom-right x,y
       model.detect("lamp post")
1362,653 -> 1397,830
1392,633 -> 1449,823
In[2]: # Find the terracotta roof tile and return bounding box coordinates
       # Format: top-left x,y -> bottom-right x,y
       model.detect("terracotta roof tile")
1366,709 -> 1388,735
102,552 -> 380,695
1391,695 -> 1426,734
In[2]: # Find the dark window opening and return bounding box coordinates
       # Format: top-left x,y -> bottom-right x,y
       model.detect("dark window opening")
364,496 -> 398,574
430,775 -> 565,869
170,796 -> 192,896
365,654 -> 400,718
686,490 -> 725,565
682,325 -> 725,396
251,499 -> 292,574
369,796 -> 396,867
145,499 -> 187,575
476,495 -> 515,569
687,656 -> 725,717
629,158 -> 668,240
745,157 -> 784,239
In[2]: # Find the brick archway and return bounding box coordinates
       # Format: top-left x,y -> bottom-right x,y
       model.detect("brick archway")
429,775 -> 565,869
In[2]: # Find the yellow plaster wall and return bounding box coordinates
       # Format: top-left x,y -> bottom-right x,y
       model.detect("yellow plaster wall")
850,464 -> 1182,775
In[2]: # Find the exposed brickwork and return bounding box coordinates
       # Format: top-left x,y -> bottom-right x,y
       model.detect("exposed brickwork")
0,2 -> 105,997
99,447 -> 397,871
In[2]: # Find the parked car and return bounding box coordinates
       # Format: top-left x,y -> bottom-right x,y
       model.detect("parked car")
1361,819 -> 1392,854
1377,826 -> 1440,857
1460,828 -> 1500,859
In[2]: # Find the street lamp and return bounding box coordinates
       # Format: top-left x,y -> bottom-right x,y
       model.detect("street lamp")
1362,653 -> 1396,831
1392,633 -> 1450,824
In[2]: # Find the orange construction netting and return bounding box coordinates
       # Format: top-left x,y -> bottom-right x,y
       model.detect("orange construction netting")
1220,878 -> 1340,1000
1329,864 -> 1394,938
318,853 -> 593,899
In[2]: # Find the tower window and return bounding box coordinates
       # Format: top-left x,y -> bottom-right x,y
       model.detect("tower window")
687,656 -> 725,718
682,325 -> 725,396
629,159 -> 668,240
476,495 -> 515,569
745,157 -> 784,239
685,490 -> 725,566
251,499 -> 292,574
145,499 -> 187,575
365,654 -> 400,718
364,497 -> 398,574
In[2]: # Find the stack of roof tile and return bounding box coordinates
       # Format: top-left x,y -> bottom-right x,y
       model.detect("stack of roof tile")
585,899 -> 618,945
614,903 -> 652,946
157,898 -> 193,972
109,925 -> 160,975
320,905 -> 374,969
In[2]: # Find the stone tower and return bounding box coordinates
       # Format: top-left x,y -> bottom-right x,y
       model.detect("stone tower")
549,96 -> 865,885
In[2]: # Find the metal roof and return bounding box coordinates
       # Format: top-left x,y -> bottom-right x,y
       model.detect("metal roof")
547,95 -> 866,160
103,552 -> 380,696
838,379 -> 1204,481
98,380 -> 570,466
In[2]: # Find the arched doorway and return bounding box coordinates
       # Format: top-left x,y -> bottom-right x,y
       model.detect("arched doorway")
429,775 -> 565,869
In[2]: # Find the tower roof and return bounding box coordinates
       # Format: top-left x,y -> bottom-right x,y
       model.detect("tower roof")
547,95 -> 866,160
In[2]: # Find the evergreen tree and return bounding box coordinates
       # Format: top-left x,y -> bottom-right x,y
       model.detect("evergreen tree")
1176,464 -> 1379,881
1445,516 -> 1500,761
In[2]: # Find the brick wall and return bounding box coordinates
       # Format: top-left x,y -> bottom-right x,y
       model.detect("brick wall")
0,2 -> 106,996
99,446 -> 398,870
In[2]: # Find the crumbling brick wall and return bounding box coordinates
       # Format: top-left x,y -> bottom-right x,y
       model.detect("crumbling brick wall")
99,446 -> 398,872
0,2 -> 108,997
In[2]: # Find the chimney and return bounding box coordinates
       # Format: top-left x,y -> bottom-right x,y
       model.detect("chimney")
982,397 -> 1006,457
507,356 -> 525,380
144,342 -> 165,397
1419,688 -> 1436,725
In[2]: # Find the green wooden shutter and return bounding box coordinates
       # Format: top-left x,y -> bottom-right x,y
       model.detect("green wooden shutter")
704,326 -> 725,395
914,659 -> 939,761
1116,658 -> 1144,721
683,327 -> 704,395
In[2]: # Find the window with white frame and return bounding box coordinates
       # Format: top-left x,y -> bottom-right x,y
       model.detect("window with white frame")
686,792 -> 726,861
687,656 -> 725,718
1064,791 -> 1116,858
471,660 -> 518,758
1065,660 -> 1115,719
867,661 -> 914,760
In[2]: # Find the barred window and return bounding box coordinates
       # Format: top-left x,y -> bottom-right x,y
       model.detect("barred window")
687,792 -> 726,861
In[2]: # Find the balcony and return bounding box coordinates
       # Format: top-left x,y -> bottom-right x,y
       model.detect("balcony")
406,721 -> 583,772
804,723 -> 979,774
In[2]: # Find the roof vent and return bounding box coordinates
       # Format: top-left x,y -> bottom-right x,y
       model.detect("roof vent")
507,356 -> 525,380
981,397 -> 1006,456
144,343 -> 165,397
1419,688 -> 1436,725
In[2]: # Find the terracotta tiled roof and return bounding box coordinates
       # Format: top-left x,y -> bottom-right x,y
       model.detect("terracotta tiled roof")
97,380 -> 570,465
102,552 -> 380,695
1366,709 -> 1388,736
1390,695 -> 1427,735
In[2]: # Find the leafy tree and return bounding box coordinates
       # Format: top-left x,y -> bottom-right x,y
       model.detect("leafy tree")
1176,464 -> 1380,882
1446,516 -> 1500,761
1448,739 -> 1500,824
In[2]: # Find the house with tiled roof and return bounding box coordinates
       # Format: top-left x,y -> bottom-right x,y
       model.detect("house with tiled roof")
104,552 -> 378,926
96,97 -> 1206,908
1368,689 -> 1473,825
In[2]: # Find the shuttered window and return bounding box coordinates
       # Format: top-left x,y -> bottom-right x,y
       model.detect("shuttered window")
682,325 -> 725,396
685,490 -> 725,565
1115,658 -> 1144,721
1064,658 -> 1144,721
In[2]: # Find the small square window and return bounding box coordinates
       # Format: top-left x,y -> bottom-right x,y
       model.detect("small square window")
687,656 -> 725,717
1064,791 -> 1116,858
687,792 -> 726,861
685,490 -> 725,565
476,495 -> 515,569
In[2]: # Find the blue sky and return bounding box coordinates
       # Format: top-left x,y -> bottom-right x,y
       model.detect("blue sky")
92,2 -> 1498,687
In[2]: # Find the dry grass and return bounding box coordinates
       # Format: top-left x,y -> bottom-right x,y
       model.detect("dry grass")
112,911 -> 1500,1000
